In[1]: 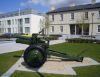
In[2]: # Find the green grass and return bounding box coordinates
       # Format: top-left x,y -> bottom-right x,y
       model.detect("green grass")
0,51 -> 23,76
11,43 -> 100,77
49,43 -> 100,62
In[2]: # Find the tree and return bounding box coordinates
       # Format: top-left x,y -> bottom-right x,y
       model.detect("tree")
40,14 -> 50,37
44,15 -> 50,36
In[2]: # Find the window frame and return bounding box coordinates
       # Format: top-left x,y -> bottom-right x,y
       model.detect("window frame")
60,14 -> 63,21
25,18 -> 30,24
98,25 -> 100,32
0,21 -> 1,25
60,26 -> 63,32
85,12 -> 88,19
99,11 -> 100,18
51,26 -> 54,32
71,12 -> 74,19
51,14 -> 54,21
7,20 -> 11,25
25,27 -> 30,33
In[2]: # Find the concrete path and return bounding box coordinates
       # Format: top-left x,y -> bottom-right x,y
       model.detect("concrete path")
17,57 -> 99,75
0,42 -> 28,54
1,40 -> 66,77
50,40 -> 66,45
0,40 -> 65,54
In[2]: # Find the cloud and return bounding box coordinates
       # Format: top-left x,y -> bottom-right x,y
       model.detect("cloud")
20,0 -> 99,8
20,0 -> 66,7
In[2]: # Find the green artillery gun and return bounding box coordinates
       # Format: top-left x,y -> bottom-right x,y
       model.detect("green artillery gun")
16,33 -> 84,68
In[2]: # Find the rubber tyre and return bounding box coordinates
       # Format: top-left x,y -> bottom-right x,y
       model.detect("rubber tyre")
24,45 -> 47,68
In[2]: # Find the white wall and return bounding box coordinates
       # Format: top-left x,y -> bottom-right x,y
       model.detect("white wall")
30,14 -> 44,34
0,14 -> 44,34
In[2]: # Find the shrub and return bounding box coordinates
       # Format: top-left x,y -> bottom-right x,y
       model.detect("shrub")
49,35 -> 62,40
66,38 -> 98,43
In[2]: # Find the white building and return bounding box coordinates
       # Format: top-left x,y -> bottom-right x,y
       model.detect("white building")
0,8 -> 43,34
47,2 -> 100,39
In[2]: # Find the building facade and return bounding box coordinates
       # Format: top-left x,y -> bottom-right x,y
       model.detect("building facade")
0,8 -> 43,34
47,3 -> 100,39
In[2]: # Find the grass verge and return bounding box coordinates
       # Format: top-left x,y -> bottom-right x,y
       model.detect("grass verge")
0,51 -> 23,76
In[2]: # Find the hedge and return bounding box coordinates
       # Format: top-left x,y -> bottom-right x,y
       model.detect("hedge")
66,38 -> 99,43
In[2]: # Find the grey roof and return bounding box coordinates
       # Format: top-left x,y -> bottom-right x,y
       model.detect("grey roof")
0,8 -> 42,19
47,3 -> 100,14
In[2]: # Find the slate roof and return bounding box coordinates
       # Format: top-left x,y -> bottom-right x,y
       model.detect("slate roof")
47,3 -> 100,14
0,8 -> 42,19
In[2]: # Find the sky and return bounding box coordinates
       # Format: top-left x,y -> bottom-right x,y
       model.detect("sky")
0,0 -> 100,13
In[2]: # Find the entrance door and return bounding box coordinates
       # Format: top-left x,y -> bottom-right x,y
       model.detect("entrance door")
83,24 -> 89,35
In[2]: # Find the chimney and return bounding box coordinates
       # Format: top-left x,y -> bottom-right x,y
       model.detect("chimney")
70,3 -> 76,7
91,0 -> 96,4
50,5 -> 56,11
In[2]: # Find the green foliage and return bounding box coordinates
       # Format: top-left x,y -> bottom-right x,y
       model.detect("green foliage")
49,35 -> 62,40
66,38 -> 98,43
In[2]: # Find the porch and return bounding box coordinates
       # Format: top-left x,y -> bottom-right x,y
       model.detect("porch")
70,24 -> 89,36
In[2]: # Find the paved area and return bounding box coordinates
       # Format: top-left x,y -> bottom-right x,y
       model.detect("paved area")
16,57 -> 99,75
0,40 -> 65,54
49,40 -> 66,45
0,42 -> 28,54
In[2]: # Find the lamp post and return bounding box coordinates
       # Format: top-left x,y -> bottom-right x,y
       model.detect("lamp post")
91,13 -> 94,39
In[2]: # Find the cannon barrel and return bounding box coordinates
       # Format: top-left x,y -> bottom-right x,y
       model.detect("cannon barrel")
16,36 -> 31,45
15,33 -> 49,46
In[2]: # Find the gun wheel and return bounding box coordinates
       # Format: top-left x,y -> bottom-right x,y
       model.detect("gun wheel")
24,45 -> 47,68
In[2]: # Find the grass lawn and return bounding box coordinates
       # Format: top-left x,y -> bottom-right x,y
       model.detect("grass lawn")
0,51 -> 23,76
0,43 -> 100,77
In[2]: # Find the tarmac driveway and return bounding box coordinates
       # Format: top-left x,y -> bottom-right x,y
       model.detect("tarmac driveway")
0,41 -> 28,54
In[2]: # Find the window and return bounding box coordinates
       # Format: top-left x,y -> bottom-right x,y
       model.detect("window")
18,19 -> 23,25
60,26 -> 63,32
52,15 -> 54,21
8,28 -> 11,33
7,20 -> 11,25
60,14 -> 63,21
0,28 -> 1,32
51,26 -> 54,32
85,12 -> 88,19
98,25 -> 100,32
71,13 -> 74,19
25,18 -> 30,24
0,21 -> 1,25
25,27 -> 30,33
99,11 -> 100,17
